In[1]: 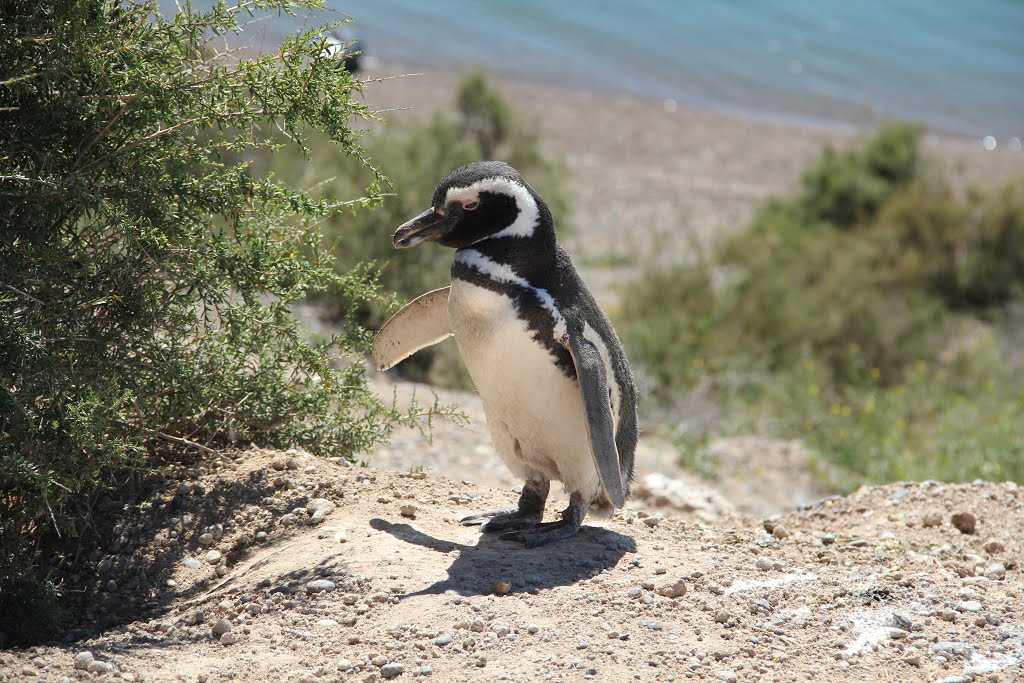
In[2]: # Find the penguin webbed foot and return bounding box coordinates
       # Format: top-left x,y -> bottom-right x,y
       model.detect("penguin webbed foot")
460,506 -> 540,531
500,491 -> 587,549
460,479 -> 549,532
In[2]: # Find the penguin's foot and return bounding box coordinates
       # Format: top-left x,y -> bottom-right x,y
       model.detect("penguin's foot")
500,492 -> 587,548
459,479 -> 549,532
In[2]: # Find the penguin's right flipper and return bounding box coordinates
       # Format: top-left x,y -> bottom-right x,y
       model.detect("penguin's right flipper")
566,330 -> 626,509
372,286 -> 452,371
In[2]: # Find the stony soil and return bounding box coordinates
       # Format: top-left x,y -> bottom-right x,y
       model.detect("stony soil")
2,441 -> 1021,683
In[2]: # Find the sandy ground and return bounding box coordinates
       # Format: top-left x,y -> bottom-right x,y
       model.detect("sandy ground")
3,449 -> 1020,683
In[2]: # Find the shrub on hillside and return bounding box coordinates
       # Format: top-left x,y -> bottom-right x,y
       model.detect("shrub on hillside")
619,123 -> 1024,485
0,0 -> 446,644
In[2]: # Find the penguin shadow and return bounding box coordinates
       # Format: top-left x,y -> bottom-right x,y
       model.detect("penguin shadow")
369,518 -> 636,597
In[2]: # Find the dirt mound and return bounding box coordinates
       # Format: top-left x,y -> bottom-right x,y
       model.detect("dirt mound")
3,448 -> 1020,682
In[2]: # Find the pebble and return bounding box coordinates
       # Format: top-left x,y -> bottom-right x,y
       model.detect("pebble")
198,533 -> 214,545
983,563 -> 1006,580
772,525 -> 791,539
306,579 -> 337,593
380,663 -> 405,679
642,514 -> 663,528
212,618 -> 232,636
337,659 -> 353,671
494,580 -> 512,595
371,655 -> 389,667
419,665 -> 433,675
343,593 -> 359,605
892,612 -> 914,630
820,533 -> 836,545
87,661 -> 114,674
73,652 -> 94,670
527,624 -> 540,634
887,628 -> 909,640
181,558 -> 202,569
306,498 -> 335,516
400,504 -> 417,519
922,512 -> 943,528
657,579 -> 688,598
470,618 -> 485,632
954,600 -> 982,613
951,512 -> 977,534
310,510 -> 326,524
714,610 -> 732,624
983,538 -> 1005,554
255,531 -> 268,542
205,550 -> 222,565
755,559 -> 772,572
220,632 -> 239,645
475,656 -> 487,668
434,633 -> 452,647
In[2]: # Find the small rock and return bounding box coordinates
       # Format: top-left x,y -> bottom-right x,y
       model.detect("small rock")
306,498 -> 335,515
820,533 -> 836,545
73,652 -> 94,670
656,579 -> 687,598
380,663 -> 405,679
772,525 -> 791,539
419,665 -> 433,675
342,593 -> 359,605
255,531 -> 268,542
205,550 -> 222,565
888,628 -> 909,640
527,624 -> 539,634
951,512 -> 977,535
400,505 -> 417,519
922,512 -> 943,528
220,632 -> 239,645
954,600 -> 982,613
983,538 -> 1005,554
306,579 -> 336,594
642,514 -> 663,528
434,634 -> 452,647
278,513 -> 299,526
470,618 -> 485,632
892,612 -> 914,630
212,618 -> 232,637
904,654 -> 922,666
181,558 -> 202,569
337,659 -> 353,671
371,655 -> 389,667
310,510 -> 326,525
755,558 -> 772,572
198,533 -> 214,546
494,580 -> 512,595
984,563 -> 1006,581
475,656 -> 487,668
714,610 -> 732,624
87,662 -> 114,674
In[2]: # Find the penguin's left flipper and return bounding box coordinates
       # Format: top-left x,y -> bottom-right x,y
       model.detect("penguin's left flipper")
565,330 -> 626,509
372,286 -> 452,371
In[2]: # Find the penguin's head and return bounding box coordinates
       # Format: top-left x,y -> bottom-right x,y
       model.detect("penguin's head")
393,161 -> 547,250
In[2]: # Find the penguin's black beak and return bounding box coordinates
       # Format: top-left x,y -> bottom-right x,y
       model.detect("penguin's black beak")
393,208 -> 456,249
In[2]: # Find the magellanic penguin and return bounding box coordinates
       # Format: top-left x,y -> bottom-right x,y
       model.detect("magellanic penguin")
372,161 -> 638,548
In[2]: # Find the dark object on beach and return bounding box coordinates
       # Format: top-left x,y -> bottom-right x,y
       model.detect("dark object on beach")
326,25 -> 365,73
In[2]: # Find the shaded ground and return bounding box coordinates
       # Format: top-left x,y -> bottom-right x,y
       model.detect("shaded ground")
2,448 -> 1020,682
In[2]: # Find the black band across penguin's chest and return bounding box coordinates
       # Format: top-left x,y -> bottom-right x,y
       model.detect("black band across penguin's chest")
451,260 -> 575,379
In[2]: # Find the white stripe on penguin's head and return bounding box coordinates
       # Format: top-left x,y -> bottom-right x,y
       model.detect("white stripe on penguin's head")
444,176 -> 539,240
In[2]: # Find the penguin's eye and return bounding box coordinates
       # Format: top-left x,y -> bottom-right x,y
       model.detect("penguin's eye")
461,199 -> 480,211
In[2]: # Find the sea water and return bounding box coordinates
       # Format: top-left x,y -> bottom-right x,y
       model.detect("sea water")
338,0 -> 1023,141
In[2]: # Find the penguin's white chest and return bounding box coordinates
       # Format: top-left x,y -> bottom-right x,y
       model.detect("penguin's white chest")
448,279 -> 599,497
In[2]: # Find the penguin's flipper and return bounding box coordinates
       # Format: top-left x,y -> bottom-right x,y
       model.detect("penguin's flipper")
372,286 -> 452,371
566,330 -> 625,509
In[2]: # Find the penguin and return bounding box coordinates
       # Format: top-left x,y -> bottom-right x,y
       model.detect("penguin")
372,161 -> 638,548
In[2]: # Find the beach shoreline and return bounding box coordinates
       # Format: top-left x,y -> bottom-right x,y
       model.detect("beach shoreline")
357,60 -> 1022,302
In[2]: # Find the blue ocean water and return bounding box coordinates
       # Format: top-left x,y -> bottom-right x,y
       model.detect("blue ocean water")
336,0 -> 1024,141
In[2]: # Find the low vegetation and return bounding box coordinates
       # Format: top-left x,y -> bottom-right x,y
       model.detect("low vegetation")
0,0 -> 452,644
620,123 -> 1024,486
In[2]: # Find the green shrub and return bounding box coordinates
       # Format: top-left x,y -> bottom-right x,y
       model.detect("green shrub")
620,123 -> 1024,485
0,0 -> 447,643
